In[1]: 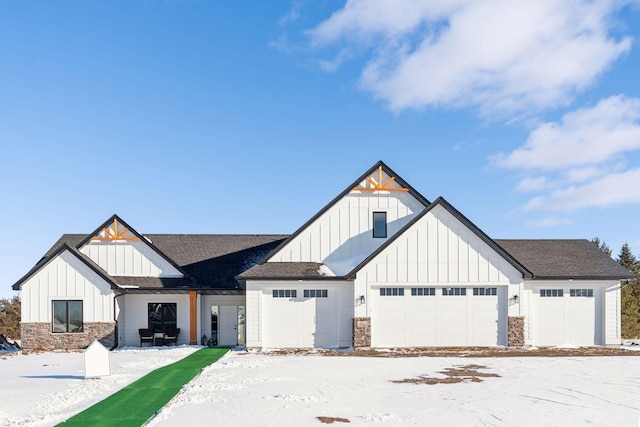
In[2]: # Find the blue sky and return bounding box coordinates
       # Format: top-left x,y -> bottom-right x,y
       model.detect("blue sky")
2,1 -> 640,298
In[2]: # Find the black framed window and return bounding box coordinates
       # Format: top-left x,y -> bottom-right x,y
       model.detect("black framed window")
148,303 -> 177,333
52,300 -> 83,333
373,212 -> 387,238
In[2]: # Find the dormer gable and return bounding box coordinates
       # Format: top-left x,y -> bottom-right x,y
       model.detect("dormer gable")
77,214 -> 186,278
264,161 -> 430,275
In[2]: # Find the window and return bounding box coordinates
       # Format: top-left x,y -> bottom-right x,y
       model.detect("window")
473,287 -> 497,296
304,289 -> 328,298
380,287 -> 404,296
373,212 -> 387,238
148,303 -> 177,333
411,287 -> 435,296
540,289 -> 563,297
52,300 -> 83,333
442,287 -> 467,296
570,289 -> 594,297
272,289 -> 297,298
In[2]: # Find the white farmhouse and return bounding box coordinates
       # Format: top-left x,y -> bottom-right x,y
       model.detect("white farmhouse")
12,161 -> 632,350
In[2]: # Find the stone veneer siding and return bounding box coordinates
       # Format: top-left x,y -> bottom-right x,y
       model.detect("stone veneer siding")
20,322 -> 116,350
353,317 -> 371,348
508,316 -> 525,347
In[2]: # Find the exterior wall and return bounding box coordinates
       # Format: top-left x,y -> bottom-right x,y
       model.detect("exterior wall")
269,185 -> 425,275
120,293 -> 191,347
508,317 -> 525,346
80,240 -> 183,277
604,282 -> 622,345
353,317 -> 371,348
21,250 -> 115,323
115,293 -> 126,347
21,322 -> 115,350
245,280 -> 354,349
354,204 -> 523,318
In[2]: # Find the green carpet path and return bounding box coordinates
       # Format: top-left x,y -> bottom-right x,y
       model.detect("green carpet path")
58,347 -> 229,427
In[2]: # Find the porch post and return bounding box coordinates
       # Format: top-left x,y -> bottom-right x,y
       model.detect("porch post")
189,290 -> 197,345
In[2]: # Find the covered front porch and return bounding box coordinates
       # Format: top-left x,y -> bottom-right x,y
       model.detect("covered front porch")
115,289 -> 246,348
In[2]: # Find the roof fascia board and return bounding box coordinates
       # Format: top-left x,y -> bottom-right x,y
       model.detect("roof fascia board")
347,196 -> 533,279
75,214 -> 191,279
261,161 -> 430,264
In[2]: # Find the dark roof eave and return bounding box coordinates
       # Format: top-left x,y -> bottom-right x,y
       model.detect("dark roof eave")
346,197 -> 533,280
526,275 -> 634,281
75,214 -> 192,280
260,161 -> 431,264
237,275 -> 349,281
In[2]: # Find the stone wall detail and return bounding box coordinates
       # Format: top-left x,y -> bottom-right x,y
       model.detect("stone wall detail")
353,317 -> 371,348
21,322 -> 116,350
508,316 -> 525,347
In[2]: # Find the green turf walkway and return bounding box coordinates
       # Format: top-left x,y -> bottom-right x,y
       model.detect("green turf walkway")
59,347 -> 229,427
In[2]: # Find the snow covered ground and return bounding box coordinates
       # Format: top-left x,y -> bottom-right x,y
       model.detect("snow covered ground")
1,346 -> 639,427
0,346 -> 198,426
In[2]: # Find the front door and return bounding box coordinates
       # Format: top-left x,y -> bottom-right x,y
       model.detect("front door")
219,306 -> 238,346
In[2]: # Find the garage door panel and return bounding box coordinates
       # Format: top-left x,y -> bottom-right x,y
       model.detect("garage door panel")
534,288 -> 600,346
264,289 -> 338,348
372,287 -> 503,347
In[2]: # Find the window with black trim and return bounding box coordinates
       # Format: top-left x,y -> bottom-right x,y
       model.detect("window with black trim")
473,287 -> 497,296
570,289 -> 593,297
380,287 -> 404,296
540,289 -> 563,297
442,287 -> 467,296
373,212 -> 387,238
304,289 -> 328,298
148,303 -> 177,333
411,287 -> 435,296
52,300 -> 83,333
272,289 -> 297,298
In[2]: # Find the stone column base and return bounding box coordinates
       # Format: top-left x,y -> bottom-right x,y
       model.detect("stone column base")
21,322 -> 116,350
353,317 -> 371,348
508,316 -> 525,347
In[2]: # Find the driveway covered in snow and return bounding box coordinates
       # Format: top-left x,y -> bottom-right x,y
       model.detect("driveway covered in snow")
150,351 -> 640,426
1,347 -> 639,426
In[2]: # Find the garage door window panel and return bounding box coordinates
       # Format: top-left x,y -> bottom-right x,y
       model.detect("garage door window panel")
570,289 -> 593,297
411,287 -> 435,296
540,289 -> 563,297
443,288 -> 466,296
304,289 -> 328,298
473,287 -> 497,296
380,287 -> 404,296
272,290 -> 297,298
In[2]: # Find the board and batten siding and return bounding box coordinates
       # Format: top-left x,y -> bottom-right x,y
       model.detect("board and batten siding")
20,250 -> 114,323
121,293 -> 191,347
80,240 -> 183,277
604,282 -> 621,345
269,190 -> 425,275
354,204 -> 523,317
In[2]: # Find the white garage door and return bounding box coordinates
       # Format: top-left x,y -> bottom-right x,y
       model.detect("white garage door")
534,288 -> 601,346
263,288 -> 338,348
371,286 -> 506,347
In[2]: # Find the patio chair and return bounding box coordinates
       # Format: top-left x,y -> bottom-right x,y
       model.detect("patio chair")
139,328 -> 154,347
163,328 -> 180,346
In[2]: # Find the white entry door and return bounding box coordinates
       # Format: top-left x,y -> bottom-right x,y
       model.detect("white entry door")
219,306 -> 238,346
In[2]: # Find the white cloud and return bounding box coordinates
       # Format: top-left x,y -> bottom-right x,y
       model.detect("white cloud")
308,0 -> 632,116
493,95 -> 640,213
493,95 -> 640,170
523,168 -> 640,211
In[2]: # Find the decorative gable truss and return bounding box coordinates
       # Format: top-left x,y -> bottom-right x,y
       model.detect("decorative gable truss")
77,215 -> 186,278
264,162 -> 430,275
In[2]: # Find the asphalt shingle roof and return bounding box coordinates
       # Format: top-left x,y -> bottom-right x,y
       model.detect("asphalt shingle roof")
238,262 -> 332,279
495,239 -> 634,280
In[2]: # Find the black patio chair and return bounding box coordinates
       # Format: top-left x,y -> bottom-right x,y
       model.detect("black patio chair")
139,328 -> 154,347
163,328 -> 180,346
